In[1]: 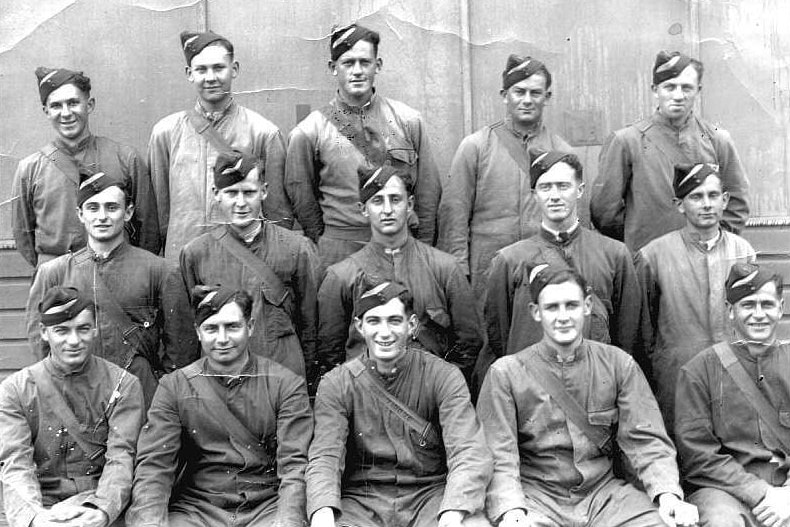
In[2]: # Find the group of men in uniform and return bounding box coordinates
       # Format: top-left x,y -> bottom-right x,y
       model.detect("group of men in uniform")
1,18 -> 788,527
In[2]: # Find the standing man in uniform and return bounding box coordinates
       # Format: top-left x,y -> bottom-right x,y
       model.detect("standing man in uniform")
0,286 -> 144,527
285,23 -> 441,267
478,266 -> 699,527
149,30 -> 289,260
592,50 -> 750,253
437,54 -> 572,297
26,169 -> 183,408
635,163 -> 755,433
307,281 -> 492,527
317,165 -> 482,381
676,263 -> 790,527
485,150 -> 639,361
126,286 -> 312,527
12,66 -> 159,268
178,150 -> 321,380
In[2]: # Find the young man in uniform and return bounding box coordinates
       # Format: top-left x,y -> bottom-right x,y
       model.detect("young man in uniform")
149,30 -> 288,260
0,286 -> 144,527
177,150 -> 321,381
676,263 -> 790,527
285,23 -> 440,266
317,165 -> 482,381
478,266 -> 698,527
438,54 -> 572,297
126,287 -> 312,526
308,282 -> 492,527
635,163 -> 755,433
12,66 -> 158,267
592,50 -> 750,252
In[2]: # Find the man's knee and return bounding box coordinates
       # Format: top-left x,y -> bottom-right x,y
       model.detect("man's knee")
689,488 -> 755,527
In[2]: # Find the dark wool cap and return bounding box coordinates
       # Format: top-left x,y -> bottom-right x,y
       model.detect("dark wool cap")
330,23 -> 379,61
213,150 -> 259,189
354,281 -> 409,319
653,50 -> 693,85
35,66 -> 91,105
358,165 -> 412,204
502,54 -> 548,91
181,30 -> 230,65
40,286 -> 93,326
192,285 -> 241,326
673,163 -> 720,199
77,167 -> 124,207
529,150 -> 582,189
726,263 -> 781,304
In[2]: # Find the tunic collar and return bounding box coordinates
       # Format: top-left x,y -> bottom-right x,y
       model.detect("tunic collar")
504,116 -> 546,143
195,97 -> 236,123
204,351 -> 256,386
681,227 -> 723,252
43,354 -> 95,378
364,343 -> 414,383
54,133 -> 93,156
368,235 -> 414,257
541,221 -> 580,245
334,89 -> 378,114
536,339 -> 586,364
86,239 -> 129,262
731,339 -> 780,361
652,109 -> 695,131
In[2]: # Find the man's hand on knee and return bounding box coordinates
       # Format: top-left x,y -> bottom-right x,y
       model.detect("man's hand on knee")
499,508 -> 528,527
310,506 -> 336,527
753,486 -> 790,527
657,492 -> 699,526
438,510 -> 465,527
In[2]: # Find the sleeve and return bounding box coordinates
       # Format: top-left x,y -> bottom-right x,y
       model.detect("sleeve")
436,136 -> 479,275
436,365 -> 492,517
11,160 -> 38,268
26,261 -> 60,360
476,361 -> 529,521
316,267 -> 354,372
293,238 -> 323,381
285,125 -> 324,243
484,252 -> 514,360
125,377 -> 183,527
674,363 -> 770,508
615,355 -> 682,501
610,245 -> 641,354
633,249 -> 658,379
444,262 -> 484,379
84,375 -> 145,523
124,146 -> 161,255
305,371 -> 350,519
147,123 -> 171,246
591,131 -> 631,242
713,129 -> 750,235
410,116 -> 441,246
261,128 -> 294,229
160,260 -> 199,369
274,373 -> 314,527
0,375 -> 46,527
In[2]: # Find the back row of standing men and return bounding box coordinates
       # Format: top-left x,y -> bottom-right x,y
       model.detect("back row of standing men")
2,21 -> 786,527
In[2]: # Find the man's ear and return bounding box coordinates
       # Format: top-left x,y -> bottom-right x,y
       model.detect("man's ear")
328,60 -> 337,76
577,181 -> 585,199
231,60 -> 240,79
358,202 -> 369,217
583,294 -> 593,316
212,186 -> 221,202
530,302 -> 541,322
407,194 -> 415,213
673,197 -> 685,215
87,97 -> 96,115
246,317 -> 255,337
123,202 -> 135,223
407,313 -> 418,336
39,323 -> 50,344
544,89 -> 552,102
375,57 -> 383,73
353,316 -> 364,336
185,65 -> 193,82
721,191 -> 730,209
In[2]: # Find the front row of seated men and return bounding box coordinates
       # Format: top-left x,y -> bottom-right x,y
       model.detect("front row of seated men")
3,256 -> 789,526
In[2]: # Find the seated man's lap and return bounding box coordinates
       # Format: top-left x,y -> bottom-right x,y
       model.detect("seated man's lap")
688,487 -> 759,527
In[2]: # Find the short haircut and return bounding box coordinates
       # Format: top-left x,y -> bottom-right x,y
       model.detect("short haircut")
195,39 -> 235,63
689,58 -> 704,83
533,268 -> 589,303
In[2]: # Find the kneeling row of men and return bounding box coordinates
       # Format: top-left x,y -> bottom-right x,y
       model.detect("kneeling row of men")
2,256 -> 789,527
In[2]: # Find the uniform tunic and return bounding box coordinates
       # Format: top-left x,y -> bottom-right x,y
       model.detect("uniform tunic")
26,242 -> 185,406
676,341 -> 790,509
11,134 -> 159,267
179,224 -> 322,377
306,348 -> 491,525
635,229 -> 755,430
436,119 -> 571,296
126,354 -> 312,527
148,100 -> 288,260
317,237 -> 482,378
285,93 -> 440,263
485,226 -> 640,358
477,340 -> 682,524
592,111 -> 750,252
0,356 -> 144,527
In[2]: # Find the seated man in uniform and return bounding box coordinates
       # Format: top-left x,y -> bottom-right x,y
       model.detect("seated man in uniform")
478,266 -> 698,527
126,286 -> 312,527
0,286 -> 144,527
307,281 -> 492,527
676,263 -> 790,527
318,165 -> 482,382
177,150 -> 321,382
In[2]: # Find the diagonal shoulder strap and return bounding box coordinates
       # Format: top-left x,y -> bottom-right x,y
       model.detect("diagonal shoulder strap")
29,362 -> 107,461
187,108 -> 235,154
516,353 -> 614,455
492,124 -> 531,175
40,142 -> 80,185
344,357 -> 438,446
181,362 -> 271,462
214,229 -> 287,304
712,342 -> 790,452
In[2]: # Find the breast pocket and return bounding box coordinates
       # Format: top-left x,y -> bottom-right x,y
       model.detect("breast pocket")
588,407 -> 618,455
585,295 -> 612,344
408,422 -> 446,476
259,285 -> 296,340
387,147 -> 418,168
